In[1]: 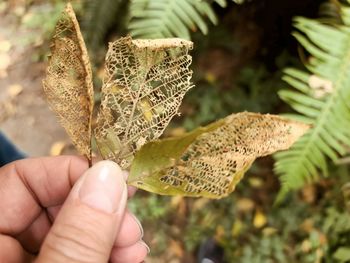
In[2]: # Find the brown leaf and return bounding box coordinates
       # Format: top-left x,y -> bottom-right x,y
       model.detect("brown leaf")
95,36 -> 193,168
169,239 -> 184,258
7,84 -> 23,97
129,112 -> 310,198
50,141 -> 66,156
42,3 -> 93,161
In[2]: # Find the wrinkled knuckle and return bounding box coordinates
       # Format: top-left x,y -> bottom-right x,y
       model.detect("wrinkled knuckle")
43,221 -> 107,262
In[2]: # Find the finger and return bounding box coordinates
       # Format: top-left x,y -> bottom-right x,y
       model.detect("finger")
127,186 -> 137,197
0,234 -> 34,262
15,210 -> 51,253
110,241 -> 149,263
47,205 -> 62,222
0,156 -> 88,235
114,211 -> 143,248
37,161 -> 128,263
121,170 -> 138,197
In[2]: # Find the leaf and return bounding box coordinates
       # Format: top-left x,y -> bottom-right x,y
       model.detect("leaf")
50,141 -> 66,156
333,247 -> 350,262
128,0 -> 218,39
7,84 -> 23,97
0,53 -> 10,78
128,112 -> 309,198
274,9 -> 350,197
42,3 -> 94,161
0,40 -> 11,52
253,210 -> 267,228
94,36 -> 193,169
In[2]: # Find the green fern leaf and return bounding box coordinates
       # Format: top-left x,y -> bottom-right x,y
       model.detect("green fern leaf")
83,0 -> 124,50
128,0 -> 219,39
274,5 -> 350,198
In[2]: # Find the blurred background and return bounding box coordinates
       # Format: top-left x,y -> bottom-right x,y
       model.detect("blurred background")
1,0 -> 350,262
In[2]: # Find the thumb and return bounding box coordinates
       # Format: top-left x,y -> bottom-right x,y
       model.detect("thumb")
37,160 -> 127,263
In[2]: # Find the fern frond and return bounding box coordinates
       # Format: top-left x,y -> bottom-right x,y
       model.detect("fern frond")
83,0 -> 124,50
128,0 -> 219,39
274,5 -> 350,197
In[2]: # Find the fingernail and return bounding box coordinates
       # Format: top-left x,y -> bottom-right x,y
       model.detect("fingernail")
139,240 -> 150,254
79,161 -> 127,213
130,213 -> 144,238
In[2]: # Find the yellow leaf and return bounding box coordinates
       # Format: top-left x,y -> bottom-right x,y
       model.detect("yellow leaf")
215,225 -> 225,242
0,40 -> 11,52
50,141 -> 66,156
192,198 -> 210,211
248,177 -> 264,188
7,84 -> 23,97
169,239 -> 184,258
262,227 -> 278,236
171,196 -> 183,208
167,127 -> 187,137
236,198 -> 255,213
0,53 -> 10,78
301,239 -> 312,253
231,219 -> 244,237
253,210 -> 267,228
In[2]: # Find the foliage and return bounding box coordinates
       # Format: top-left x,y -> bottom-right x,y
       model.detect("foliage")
130,112 -> 308,198
128,0 -> 221,39
9,0 -> 350,261
20,2 -> 65,47
274,4 -> 350,198
83,0 -> 126,51
44,5 -> 307,198
129,171 -> 350,262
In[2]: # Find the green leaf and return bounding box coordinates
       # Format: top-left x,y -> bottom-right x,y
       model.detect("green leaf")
129,112 -> 309,198
274,7 -> 350,198
128,0 -> 218,39
333,247 -> 350,262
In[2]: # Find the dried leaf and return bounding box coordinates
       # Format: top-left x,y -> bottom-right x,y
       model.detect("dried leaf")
0,40 -> 11,52
50,141 -> 66,156
7,84 -> 23,97
253,210 -> 267,228
128,112 -> 309,198
0,53 -> 10,78
236,198 -> 255,213
42,3 -> 93,161
95,36 -> 193,169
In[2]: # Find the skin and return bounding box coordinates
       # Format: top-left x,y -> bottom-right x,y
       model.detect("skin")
0,155 -> 148,263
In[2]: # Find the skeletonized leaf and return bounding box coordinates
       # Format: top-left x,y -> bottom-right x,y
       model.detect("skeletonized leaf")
128,112 -> 309,199
95,37 -> 193,169
43,3 -> 94,160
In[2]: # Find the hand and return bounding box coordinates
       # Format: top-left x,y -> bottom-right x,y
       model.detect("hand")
0,156 -> 149,262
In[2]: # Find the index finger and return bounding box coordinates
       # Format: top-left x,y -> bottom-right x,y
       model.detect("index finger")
0,155 -> 88,235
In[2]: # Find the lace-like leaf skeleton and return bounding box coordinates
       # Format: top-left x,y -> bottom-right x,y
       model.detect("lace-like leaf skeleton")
43,3 -> 94,164
43,4 -> 193,168
43,4 -> 309,198
128,112 -> 310,198
94,37 -> 193,169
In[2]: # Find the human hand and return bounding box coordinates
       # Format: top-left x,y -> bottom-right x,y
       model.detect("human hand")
0,156 -> 149,262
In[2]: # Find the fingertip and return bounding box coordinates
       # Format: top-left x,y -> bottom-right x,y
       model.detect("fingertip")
114,211 -> 143,247
110,240 -> 149,263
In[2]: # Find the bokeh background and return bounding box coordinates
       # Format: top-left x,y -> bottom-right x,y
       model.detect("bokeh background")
1,0 -> 350,262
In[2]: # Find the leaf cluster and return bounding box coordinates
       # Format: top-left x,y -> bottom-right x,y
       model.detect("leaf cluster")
274,3 -> 350,198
